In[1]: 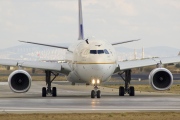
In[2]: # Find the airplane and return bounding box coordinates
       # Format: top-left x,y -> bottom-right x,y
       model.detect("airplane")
0,0 -> 180,98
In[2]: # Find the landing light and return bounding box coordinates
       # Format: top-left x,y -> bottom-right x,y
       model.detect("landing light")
92,79 -> 95,84
91,79 -> 100,85
97,79 -> 100,84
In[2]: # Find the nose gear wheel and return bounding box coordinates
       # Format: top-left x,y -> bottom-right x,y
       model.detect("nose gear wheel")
91,85 -> 101,98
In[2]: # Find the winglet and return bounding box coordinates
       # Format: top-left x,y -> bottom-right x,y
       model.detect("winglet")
78,0 -> 84,40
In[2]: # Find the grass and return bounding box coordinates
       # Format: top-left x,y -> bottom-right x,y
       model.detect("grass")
0,76 -> 67,82
31,76 -> 67,81
0,67 -> 67,81
0,113 -> 180,120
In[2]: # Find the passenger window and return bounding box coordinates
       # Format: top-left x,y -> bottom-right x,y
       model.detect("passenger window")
104,49 -> 109,54
98,50 -> 104,54
90,50 -> 97,54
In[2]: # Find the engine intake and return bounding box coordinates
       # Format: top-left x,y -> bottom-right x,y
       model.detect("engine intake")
149,68 -> 173,91
8,70 -> 32,93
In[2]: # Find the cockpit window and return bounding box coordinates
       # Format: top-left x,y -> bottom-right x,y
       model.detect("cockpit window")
104,49 -> 109,54
90,50 -> 97,54
98,50 -> 104,54
90,49 -> 109,54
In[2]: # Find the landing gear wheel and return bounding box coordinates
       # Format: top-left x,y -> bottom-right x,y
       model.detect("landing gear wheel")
129,86 -> 135,96
43,71 -> 59,97
42,87 -> 46,97
119,86 -> 125,96
91,90 -> 95,98
97,90 -> 101,98
52,87 -> 57,97
118,70 -> 135,96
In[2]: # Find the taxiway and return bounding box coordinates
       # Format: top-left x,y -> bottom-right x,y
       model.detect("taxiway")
0,81 -> 180,113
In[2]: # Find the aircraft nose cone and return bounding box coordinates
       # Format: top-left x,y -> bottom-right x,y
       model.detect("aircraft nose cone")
89,64 -> 111,78
91,64 -> 103,71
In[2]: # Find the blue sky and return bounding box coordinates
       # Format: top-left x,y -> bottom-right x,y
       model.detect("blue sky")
0,0 -> 180,49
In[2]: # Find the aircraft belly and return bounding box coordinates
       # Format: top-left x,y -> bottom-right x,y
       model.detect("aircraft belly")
66,71 -> 85,83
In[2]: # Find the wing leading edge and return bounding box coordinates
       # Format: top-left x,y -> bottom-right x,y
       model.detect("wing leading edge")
117,56 -> 180,71
0,59 -> 71,73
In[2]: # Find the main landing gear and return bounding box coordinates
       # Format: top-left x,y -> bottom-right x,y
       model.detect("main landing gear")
91,85 -> 101,98
42,71 -> 59,97
118,70 -> 135,96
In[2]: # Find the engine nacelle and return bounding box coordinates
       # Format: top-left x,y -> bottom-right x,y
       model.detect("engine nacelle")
8,70 -> 32,93
149,68 -> 173,91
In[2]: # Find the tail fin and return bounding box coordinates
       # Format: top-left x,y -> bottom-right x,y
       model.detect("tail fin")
78,0 -> 84,40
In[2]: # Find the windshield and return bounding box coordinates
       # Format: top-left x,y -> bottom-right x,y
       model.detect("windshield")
90,49 -> 109,54
104,49 -> 109,54
90,50 -> 97,54
98,50 -> 104,54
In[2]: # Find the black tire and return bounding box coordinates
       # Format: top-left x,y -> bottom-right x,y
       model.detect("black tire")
119,86 -> 125,96
129,86 -> 135,96
42,87 -> 46,97
91,90 -> 95,98
52,87 -> 57,97
97,90 -> 101,98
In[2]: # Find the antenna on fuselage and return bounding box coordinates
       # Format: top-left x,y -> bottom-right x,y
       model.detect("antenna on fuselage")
78,0 -> 84,40
85,39 -> 89,44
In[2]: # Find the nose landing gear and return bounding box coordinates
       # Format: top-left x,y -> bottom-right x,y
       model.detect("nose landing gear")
91,85 -> 101,98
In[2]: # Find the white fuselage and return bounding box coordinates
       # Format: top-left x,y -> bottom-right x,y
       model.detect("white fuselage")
65,39 -> 118,84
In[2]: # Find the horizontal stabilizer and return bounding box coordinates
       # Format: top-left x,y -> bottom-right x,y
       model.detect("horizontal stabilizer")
19,40 -> 68,49
112,39 -> 140,45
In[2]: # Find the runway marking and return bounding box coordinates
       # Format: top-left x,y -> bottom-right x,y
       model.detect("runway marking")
0,82 -> 8,85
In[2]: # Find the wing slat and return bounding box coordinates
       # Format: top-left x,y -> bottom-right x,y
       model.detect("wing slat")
0,59 -> 71,73
118,56 -> 180,71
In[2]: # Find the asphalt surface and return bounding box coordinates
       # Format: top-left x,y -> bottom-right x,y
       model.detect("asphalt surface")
0,81 -> 180,113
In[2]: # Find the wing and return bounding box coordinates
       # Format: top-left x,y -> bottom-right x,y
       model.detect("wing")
0,59 -> 71,73
117,56 -> 180,71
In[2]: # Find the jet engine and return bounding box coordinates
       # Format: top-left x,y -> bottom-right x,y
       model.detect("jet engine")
149,68 -> 173,91
8,70 -> 32,93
